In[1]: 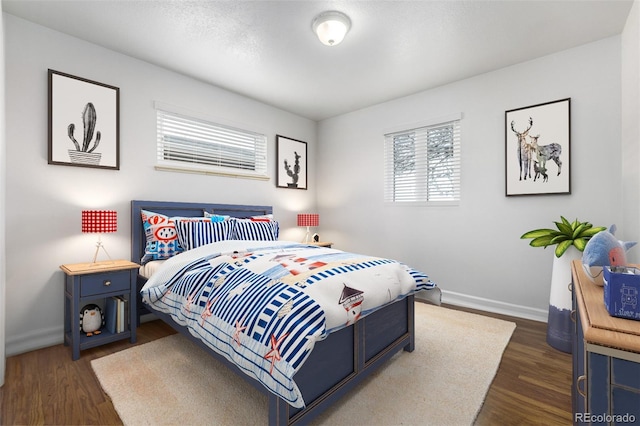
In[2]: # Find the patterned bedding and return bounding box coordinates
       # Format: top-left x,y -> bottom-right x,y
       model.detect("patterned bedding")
140,240 -> 436,408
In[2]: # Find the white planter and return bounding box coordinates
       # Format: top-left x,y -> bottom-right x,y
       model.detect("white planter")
68,150 -> 101,166
547,245 -> 581,353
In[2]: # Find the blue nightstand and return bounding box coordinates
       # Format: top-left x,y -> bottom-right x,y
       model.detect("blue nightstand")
61,259 -> 139,360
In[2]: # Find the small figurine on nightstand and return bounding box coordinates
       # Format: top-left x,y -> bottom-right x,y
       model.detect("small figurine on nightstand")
312,233 -> 319,242
80,304 -> 104,336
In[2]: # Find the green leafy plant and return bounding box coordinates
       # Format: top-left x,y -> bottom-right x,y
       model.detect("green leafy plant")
520,216 -> 606,258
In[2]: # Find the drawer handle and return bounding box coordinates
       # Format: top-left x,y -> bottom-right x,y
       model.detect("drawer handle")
568,282 -> 573,292
570,309 -> 576,323
103,280 -> 112,287
577,375 -> 586,398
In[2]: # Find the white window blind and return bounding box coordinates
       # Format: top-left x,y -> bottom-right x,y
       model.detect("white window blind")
156,107 -> 268,179
384,118 -> 461,203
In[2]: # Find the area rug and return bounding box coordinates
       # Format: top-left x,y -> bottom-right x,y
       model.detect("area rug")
91,302 -> 516,425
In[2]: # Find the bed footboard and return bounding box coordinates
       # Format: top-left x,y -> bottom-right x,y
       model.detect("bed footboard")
274,294 -> 415,425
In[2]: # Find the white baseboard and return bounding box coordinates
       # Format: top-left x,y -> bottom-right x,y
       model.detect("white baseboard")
441,290 -> 548,323
6,325 -> 64,357
7,292 -> 548,357
6,314 -> 160,357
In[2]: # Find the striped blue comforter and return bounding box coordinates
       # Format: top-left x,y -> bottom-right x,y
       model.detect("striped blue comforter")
140,240 -> 436,408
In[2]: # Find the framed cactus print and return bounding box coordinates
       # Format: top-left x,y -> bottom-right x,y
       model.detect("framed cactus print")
276,135 -> 307,189
48,69 -> 120,170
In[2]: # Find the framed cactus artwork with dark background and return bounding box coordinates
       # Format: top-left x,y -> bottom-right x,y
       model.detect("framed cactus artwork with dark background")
48,69 -> 120,170
276,135 -> 307,189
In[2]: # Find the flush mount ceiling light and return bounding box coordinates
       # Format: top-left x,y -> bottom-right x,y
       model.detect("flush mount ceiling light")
312,11 -> 351,46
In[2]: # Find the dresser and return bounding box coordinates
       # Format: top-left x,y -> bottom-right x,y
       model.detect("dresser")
571,260 -> 640,425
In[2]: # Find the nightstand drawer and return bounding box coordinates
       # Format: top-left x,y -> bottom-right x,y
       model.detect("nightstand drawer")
81,271 -> 130,297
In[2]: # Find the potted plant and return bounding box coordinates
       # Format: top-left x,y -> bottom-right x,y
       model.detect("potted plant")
283,151 -> 301,188
521,217 -> 606,353
520,216 -> 606,258
67,102 -> 102,166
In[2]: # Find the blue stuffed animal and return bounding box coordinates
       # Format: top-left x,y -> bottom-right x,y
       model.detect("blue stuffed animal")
582,225 -> 636,285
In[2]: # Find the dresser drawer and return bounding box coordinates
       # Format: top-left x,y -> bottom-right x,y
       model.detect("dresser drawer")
80,271 -> 130,297
612,357 -> 640,389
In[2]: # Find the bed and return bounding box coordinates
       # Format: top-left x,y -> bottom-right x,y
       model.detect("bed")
130,200 -> 440,425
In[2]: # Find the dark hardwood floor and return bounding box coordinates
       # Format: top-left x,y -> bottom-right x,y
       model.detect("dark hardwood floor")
459,305 -> 573,426
1,305 -> 572,425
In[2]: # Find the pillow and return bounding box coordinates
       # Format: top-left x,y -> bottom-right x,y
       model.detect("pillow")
140,210 -> 184,264
249,214 -> 274,222
175,219 -> 234,250
203,211 -> 230,222
231,218 -> 279,241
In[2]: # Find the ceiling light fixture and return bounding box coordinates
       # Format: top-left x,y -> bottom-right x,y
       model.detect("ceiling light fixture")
312,11 -> 351,46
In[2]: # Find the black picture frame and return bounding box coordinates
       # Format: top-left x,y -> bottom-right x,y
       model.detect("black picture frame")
48,69 -> 120,170
505,98 -> 570,196
276,135 -> 307,189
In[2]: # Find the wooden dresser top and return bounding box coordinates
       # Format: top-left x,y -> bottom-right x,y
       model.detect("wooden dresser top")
572,260 -> 640,353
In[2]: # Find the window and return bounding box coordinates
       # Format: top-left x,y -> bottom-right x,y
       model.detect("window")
384,116 -> 461,203
155,104 -> 268,179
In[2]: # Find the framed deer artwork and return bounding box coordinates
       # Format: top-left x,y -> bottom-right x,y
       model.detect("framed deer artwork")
505,98 -> 570,196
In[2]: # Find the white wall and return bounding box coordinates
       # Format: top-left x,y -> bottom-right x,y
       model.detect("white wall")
318,37 -> 625,320
0,1 -> 6,386
622,0 -> 640,261
4,7 -> 638,356
3,14 -> 317,355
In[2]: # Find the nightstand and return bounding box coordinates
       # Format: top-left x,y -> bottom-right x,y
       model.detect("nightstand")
309,241 -> 333,248
61,259 -> 139,360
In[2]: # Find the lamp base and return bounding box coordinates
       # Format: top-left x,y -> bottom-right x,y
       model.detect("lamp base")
302,226 -> 311,244
90,239 -> 113,264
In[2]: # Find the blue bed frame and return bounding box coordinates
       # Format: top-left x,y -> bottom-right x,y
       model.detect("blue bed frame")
131,200 -> 416,425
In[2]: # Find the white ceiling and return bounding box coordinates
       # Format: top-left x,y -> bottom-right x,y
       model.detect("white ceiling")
2,0 -> 634,121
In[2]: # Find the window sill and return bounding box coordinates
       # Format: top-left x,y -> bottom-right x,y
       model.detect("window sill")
155,164 -> 270,181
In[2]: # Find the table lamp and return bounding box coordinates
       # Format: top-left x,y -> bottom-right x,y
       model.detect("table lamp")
82,210 -> 117,263
297,213 -> 319,243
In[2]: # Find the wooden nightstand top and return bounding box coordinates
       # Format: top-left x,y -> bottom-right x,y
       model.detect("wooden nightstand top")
60,259 -> 140,276
308,242 -> 333,247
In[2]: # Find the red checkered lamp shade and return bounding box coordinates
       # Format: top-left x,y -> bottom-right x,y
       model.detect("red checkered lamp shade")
297,213 -> 319,228
82,210 -> 118,233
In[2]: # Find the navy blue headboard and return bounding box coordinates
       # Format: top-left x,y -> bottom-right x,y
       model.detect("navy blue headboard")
130,200 -> 272,264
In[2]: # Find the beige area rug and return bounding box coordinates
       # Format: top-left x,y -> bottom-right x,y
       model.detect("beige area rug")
91,303 -> 516,426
